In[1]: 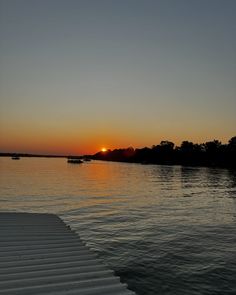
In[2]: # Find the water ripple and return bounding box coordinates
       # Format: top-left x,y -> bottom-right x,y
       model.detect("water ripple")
0,158 -> 236,294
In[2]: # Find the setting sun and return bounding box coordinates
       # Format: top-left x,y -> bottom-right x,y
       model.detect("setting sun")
101,148 -> 107,152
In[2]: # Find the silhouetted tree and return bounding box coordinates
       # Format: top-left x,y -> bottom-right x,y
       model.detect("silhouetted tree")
204,140 -> 222,153
92,136 -> 236,168
229,136 -> 236,145
180,141 -> 194,152
160,141 -> 175,151
228,136 -> 236,151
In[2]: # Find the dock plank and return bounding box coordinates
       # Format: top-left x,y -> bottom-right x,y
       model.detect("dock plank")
0,212 -> 135,295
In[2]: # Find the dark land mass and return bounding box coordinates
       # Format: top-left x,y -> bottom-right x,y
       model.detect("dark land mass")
92,136 -> 236,169
1,136 -> 235,169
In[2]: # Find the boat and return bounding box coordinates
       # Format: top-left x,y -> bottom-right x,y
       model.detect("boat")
67,158 -> 83,164
11,156 -> 20,160
83,157 -> 91,162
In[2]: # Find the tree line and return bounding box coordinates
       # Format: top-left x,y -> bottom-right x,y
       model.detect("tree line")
93,136 -> 236,169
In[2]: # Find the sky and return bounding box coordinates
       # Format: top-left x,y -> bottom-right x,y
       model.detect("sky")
0,0 -> 235,155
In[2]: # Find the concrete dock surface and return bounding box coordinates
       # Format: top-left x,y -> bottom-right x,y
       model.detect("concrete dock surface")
0,212 -> 135,295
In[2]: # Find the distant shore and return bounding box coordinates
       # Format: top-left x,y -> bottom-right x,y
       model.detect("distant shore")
92,137 -> 236,169
1,136 -> 236,169
0,153 -> 80,159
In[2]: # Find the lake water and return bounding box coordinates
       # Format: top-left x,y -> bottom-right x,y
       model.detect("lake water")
0,157 -> 236,294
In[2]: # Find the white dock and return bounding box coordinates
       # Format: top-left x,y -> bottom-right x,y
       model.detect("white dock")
0,212 -> 135,295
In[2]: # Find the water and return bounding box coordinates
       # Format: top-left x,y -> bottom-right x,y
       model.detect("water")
0,157 -> 236,294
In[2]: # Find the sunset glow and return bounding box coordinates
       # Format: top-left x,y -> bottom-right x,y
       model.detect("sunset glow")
0,1 -> 235,155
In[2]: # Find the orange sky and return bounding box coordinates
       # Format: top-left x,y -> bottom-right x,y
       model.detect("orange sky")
1,120 -> 234,155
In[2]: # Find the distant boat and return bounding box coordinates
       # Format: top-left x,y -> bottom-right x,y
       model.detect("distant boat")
67,158 -> 83,164
83,158 -> 91,162
12,156 -> 20,160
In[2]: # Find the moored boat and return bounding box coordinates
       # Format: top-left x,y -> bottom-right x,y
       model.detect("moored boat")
83,157 -> 91,161
12,156 -> 20,160
67,158 -> 83,164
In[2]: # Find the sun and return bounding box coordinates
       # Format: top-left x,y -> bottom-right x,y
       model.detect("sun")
101,148 -> 107,152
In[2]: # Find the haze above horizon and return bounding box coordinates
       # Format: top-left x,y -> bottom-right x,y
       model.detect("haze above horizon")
0,0 -> 235,155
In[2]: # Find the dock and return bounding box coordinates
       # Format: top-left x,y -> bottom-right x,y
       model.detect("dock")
0,212 -> 135,295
